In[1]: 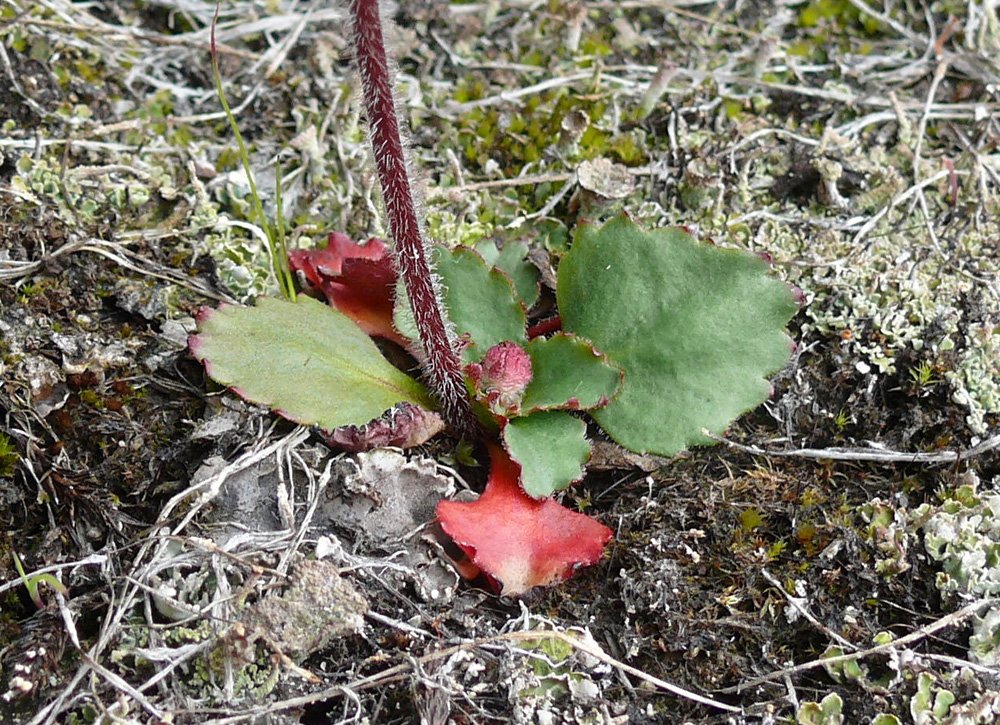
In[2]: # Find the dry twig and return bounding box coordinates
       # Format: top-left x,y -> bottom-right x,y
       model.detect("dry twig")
706,430 -> 1000,465
719,598 -> 999,694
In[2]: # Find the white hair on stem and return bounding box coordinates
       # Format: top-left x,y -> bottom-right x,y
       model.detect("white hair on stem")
349,0 -> 478,436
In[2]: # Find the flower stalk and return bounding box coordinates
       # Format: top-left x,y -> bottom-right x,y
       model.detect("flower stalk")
349,0 -> 478,435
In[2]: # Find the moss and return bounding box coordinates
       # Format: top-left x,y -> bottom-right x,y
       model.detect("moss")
448,89 -> 646,185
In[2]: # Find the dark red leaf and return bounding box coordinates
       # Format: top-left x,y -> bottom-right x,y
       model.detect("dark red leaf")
323,402 -> 445,452
289,232 -> 410,348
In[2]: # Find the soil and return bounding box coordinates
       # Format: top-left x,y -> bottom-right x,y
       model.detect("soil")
1,1 -> 999,724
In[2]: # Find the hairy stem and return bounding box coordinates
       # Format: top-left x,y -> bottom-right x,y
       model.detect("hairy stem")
350,0 -> 478,435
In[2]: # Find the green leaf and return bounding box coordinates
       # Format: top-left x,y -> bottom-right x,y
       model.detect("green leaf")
557,215 -> 798,456
12,551 -> 67,609
190,295 -> 433,429
435,245 -> 526,363
821,645 -> 866,684
392,277 -> 420,346
503,411 -> 590,498
520,334 -> 621,413
911,672 -> 955,721
210,17 -> 293,300
474,238 -> 540,309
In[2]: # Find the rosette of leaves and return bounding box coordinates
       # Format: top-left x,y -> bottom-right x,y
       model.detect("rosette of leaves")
191,0 -> 800,597
189,216 -> 798,595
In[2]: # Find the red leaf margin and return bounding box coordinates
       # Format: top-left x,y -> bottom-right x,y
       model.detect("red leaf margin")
436,444 -> 612,596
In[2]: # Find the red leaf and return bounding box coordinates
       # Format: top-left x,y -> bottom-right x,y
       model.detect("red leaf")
436,444 -> 612,596
289,232 -> 410,348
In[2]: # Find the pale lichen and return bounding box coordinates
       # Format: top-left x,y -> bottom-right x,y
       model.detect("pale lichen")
916,475 -> 1000,665
757,147 -> 1000,434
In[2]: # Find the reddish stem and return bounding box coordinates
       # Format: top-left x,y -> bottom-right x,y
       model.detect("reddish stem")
526,315 -> 563,340
350,0 -> 477,435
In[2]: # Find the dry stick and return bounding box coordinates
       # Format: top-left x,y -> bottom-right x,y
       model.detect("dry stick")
909,59 -> 952,266
588,1 -> 768,40
921,651 -> 1000,678
14,7 -> 338,56
847,168 -> 951,246
913,59 -> 951,170
0,553 -> 105,597
449,58 -> 998,120
51,592 -> 166,722
697,69 -> 993,117
80,239 -> 234,302
425,172 -> 575,197
718,598 -> 998,694
276,453 -> 333,577
447,71 -> 595,111
0,43 -> 49,120
506,630 -> 741,713
704,430 -> 1000,465
350,0 -> 477,436
133,639 -> 216,698
0,226 -> 233,303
